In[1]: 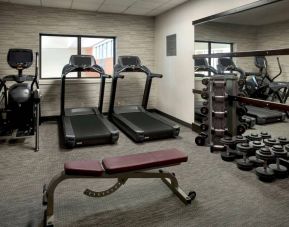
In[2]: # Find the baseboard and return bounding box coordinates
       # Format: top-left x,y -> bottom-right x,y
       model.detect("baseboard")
149,109 -> 192,128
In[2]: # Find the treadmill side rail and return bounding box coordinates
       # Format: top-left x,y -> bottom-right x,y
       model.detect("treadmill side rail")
146,112 -> 180,137
98,115 -> 119,143
62,116 -> 76,148
112,113 -> 145,142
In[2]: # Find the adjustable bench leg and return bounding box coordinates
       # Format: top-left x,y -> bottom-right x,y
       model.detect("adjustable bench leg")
161,172 -> 196,205
43,171 -> 68,227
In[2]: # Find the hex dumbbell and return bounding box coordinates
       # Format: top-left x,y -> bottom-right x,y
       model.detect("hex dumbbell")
264,138 -> 279,147
236,143 -> 254,171
248,141 -> 265,167
269,145 -> 288,178
231,135 -> 248,158
246,133 -> 262,142
255,147 -> 275,182
220,137 -> 236,162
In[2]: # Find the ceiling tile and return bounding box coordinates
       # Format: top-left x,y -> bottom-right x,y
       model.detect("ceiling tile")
98,3 -> 128,13
104,0 -> 137,6
10,0 -> 41,6
71,0 -> 103,11
42,0 -> 72,9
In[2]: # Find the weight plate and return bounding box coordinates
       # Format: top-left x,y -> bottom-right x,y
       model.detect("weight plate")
255,167 -> 275,182
221,151 -> 236,162
236,159 -> 254,171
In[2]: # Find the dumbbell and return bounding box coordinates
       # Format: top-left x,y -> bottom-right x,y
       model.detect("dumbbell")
277,137 -> 289,146
200,123 -> 209,132
195,132 -> 208,146
202,78 -> 209,86
246,133 -> 262,142
236,143 -> 254,171
248,141 -> 265,167
200,107 -> 209,115
220,137 -> 236,162
263,138 -> 279,147
255,147 -> 275,182
260,132 -> 271,140
237,124 -> 247,135
201,89 -> 209,100
269,145 -> 288,178
231,135 -> 248,158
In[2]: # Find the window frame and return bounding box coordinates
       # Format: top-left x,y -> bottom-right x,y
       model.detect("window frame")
195,40 -> 233,75
39,33 -> 116,79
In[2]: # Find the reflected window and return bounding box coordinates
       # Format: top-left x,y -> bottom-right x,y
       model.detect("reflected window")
40,35 -> 115,79
195,41 -> 233,75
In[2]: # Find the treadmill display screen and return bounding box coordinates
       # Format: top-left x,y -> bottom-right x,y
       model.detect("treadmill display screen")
70,55 -> 95,67
119,56 -> 140,67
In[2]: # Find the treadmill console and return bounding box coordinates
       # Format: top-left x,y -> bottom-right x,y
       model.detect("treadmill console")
118,56 -> 141,67
69,55 -> 96,68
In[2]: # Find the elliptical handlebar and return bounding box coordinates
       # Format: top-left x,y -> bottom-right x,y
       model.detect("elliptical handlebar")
272,57 -> 282,81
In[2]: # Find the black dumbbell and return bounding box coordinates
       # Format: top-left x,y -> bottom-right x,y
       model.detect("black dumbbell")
201,107 -> 209,115
220,137 -> 236,162
277,137 -> 289,146
202,78 -> 209,86
260,132 -> 271,140
195,132 -> 208,146
201,91 -> 209,100
264,138 -> 279,147
237,124 -> 247,135
248,141 -> 265,167
269,145 -> 288,178
231,135 -> 248,158
200,123 -> 209,131
236,143 -> 254,171
246,133 -> 262,142
255,147 -> 275,182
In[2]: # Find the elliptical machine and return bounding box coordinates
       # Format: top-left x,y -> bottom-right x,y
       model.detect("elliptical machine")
0,49 -> 40,151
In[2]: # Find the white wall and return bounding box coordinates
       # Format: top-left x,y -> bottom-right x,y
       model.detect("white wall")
155,0 -> 258,124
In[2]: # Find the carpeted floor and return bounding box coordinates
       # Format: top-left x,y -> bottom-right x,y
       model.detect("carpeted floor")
1,118 -> 289,227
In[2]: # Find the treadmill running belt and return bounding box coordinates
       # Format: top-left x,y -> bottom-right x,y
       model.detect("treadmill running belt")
120,112 -> 173,134
70,115 -> 110,140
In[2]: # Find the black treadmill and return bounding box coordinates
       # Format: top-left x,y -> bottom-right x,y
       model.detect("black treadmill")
108,56 -> 180,142
61,55 -> 119,148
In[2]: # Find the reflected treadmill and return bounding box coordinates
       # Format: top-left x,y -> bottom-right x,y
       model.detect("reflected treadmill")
61,55 -> 119,148
108,56 -> 180,142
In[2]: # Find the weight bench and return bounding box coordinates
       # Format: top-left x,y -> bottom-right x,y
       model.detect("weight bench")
42,148 -> 196,227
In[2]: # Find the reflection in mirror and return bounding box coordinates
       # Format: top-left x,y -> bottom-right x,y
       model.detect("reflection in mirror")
193,0 -> 289,137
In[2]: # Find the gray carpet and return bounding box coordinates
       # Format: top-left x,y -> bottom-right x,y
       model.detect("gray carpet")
1,119 -> 289,227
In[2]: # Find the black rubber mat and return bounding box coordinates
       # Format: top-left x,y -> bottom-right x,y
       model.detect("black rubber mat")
70,115 -> 111,140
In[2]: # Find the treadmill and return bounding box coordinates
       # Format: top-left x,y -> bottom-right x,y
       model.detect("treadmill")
61,55 -> 119,148
108,56 -> 180,142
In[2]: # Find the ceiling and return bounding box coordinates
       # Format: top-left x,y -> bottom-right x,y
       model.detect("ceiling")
214,0 -> 289,26
0,0 -> 188,16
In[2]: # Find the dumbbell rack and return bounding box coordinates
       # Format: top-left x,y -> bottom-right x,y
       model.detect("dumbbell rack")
195,75 -> 246,152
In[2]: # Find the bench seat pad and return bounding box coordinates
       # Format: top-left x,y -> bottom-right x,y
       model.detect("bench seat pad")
65,160 -> 104,176
102,148 -> 187,174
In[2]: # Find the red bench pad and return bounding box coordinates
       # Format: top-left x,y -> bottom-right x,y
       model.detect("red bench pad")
65,160 -> 104,176
102,148 -> 188,174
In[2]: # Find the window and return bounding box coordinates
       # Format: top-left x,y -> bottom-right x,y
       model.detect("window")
195,41 -> 233,72
40,34 -> 115,79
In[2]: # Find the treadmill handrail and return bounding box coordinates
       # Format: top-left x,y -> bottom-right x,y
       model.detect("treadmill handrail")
61,63 -> 110,116
109,63 -> 162,115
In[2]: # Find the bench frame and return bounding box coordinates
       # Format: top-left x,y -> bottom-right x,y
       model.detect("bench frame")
43,168 -> 195,227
